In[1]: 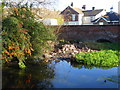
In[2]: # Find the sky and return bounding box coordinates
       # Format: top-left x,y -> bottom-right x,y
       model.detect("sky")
54,0 -> 120,13
1,0 -> 120,13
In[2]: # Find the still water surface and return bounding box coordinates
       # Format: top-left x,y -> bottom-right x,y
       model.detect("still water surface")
3,60 -> 119,88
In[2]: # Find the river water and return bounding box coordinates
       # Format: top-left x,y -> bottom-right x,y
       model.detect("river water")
2,60 -> 119,88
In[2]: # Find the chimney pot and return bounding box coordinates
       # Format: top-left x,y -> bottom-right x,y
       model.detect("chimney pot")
71,2 -> 73,7
92,7 -> 95,10
82,5 -> 86,10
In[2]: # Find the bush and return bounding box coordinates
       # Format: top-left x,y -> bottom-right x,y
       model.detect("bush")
2,3 -> 57,69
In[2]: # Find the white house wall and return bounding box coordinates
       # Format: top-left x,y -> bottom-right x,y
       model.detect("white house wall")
43,19 -> 58,25
64,21 -> 79,25
118,1 -> 120,14
82,10 -> 106,25
78,14 -> 84,25
95,10 -> 106,19
82,16 -> 93,25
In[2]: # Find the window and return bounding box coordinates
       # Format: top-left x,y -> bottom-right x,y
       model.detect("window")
99,22 -> 104,25
90,16 -> 94,22
72,14 -> 76,21
66,11 -> 70,15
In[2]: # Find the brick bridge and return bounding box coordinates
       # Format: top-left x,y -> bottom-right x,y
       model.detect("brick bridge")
57,25 -> 120,43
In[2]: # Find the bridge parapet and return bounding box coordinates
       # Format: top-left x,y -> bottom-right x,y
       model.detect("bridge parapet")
57,25 -> 120,43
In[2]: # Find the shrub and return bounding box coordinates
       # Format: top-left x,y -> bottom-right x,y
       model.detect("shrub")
2,3 -> 57,69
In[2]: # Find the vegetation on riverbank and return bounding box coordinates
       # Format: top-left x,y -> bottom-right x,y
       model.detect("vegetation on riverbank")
84,42 -> 120,50
2,2 -> 57,69
74,42 -> 120,67
74,50 -> 119,66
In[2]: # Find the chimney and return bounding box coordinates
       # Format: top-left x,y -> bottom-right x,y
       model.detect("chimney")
71,2 -> 73,7
82,5 -> 86,10
92,7 -> 95,10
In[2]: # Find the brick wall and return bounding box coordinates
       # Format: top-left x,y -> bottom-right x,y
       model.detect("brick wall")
56,25 -> 120,42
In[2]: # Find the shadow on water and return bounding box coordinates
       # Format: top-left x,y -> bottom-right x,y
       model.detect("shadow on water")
2,60 -> 55,89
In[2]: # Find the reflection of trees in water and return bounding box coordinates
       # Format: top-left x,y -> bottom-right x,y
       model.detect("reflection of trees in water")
70,60 -> 116,69
2,60 -> 54,89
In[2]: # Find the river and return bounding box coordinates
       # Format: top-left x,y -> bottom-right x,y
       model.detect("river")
2,60 -> 119,88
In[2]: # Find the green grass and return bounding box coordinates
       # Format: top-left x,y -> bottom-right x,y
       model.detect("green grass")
84,42 -> 120,50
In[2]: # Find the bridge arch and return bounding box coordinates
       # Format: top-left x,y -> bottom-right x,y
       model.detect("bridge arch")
96,38 -> 112,43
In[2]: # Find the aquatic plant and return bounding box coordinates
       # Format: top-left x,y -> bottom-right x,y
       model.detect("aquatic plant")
74,50 -> 119,67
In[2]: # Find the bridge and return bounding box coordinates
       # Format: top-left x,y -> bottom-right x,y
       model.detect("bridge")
57,25 -> 120,43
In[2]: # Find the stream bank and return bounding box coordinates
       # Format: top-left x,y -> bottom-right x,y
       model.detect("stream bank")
43,42 -> 99,62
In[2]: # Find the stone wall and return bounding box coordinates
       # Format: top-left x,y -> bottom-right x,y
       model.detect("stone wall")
57,25 -> 120,42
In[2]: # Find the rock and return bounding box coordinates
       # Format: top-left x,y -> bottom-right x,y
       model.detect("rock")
74,50 -> 78,53
71,52 -> 75,55
58,49 -> 62,53
43,53 -> 53,59
45,43 -> 99,62
65,48 -> 69,51
62,51 -> 66,54
87,49 -> 91,52
51,52 -> 57,56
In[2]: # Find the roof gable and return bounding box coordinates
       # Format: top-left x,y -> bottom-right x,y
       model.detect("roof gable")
105,12 -> 119,21
83,9 -> 103,16
61,6 -> 83,14
92,12 -> 119,23
73,8 -> 83,14
92,17 -> 108,23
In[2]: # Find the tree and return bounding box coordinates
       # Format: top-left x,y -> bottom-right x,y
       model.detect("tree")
2,1 -> 57,69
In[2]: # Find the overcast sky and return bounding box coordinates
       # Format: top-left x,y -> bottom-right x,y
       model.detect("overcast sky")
55,0 -> 120,13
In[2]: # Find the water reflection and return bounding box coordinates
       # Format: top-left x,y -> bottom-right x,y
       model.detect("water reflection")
70,60 -> 117,69
50,60 -> 118,88
2,61 -> 54,88
2,60 -> 119,88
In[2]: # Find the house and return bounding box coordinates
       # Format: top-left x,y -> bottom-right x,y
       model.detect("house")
118,1 -> 120,14
118,1 -> 120,23
60,5 -> 106,25
60,6 -> 84,25
43,18 -> 58,25
82,8 -> 106,25
31,8 -> 63,25
92,11 -> 120,25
